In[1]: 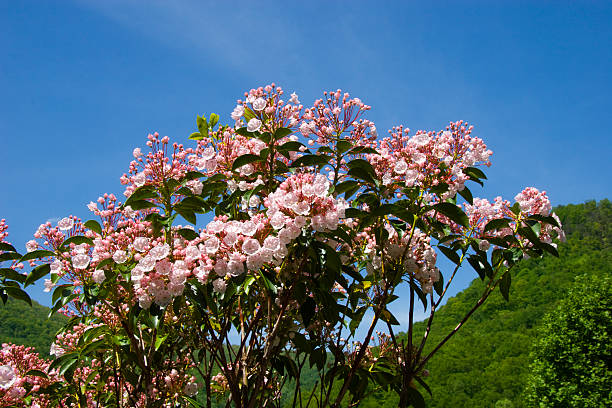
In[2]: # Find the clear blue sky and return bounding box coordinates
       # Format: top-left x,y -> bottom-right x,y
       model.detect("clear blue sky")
1,1 -> 611,325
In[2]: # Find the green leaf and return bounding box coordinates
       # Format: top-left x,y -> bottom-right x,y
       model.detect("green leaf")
458,186 -> 474,205
176,208 -> 196,225
189,132 -> 203,141
0,252 -> 21,262
277,141 -> 306,153
126,200 -> 158,211
209,113 -> 219,129
347,167 -> 376,184
83,220 -> 102,235
19,250 -> 55,263
433,271 -> 444,297
300,297 -> 316,327
499,271 -> 511,301
60,236 -> 94,249
3,286 -> 31,305
0,243 -> 17,253
26,369 -> 49,379
463,166 -> 487,180
347,159 -> 376,177
337,140 -> 353,154
274,127 -> 292,139
0,268 -> 26,283
438,246 -> 460,265
380,309 -> 400,325
197,115 -> 209,137
154,333 -> 169,351
176,228 -> 199,241
258,270 -> 277,295
232,154 -> 263,171
433,202 -> 470,228
349,146 -> 379,155
235,127 -> 254,137
25,263 -> 51,287
406,386 -> 427,408
290,154 -> 331,168
484,218 -> 512,232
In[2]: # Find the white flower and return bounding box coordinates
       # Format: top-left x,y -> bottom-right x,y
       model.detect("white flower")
43,279 -> 55,293
57,217 -> 74,231
133,147 -> 143,158
252,97 -> 266,111
212,278 -> 227,293
87,201 -> 98,212
186,179 -> 203,195
133,237 -> 150,252
184,381 -> 199,397
25,240 -> 38,252
242,238 -> 261,256
123,205 -> 136,218
133,172 -> 146,187
289,92 -> 300,104
149,244 -> 170,261
205,237 -> 220,254
231,104 -> 245,121
72,254 -> 90,269
201,146 -> 216,160
478,240 -> 490,251
247,118 -> 262,132
92,269 -> 106,284
394,160 -> 408,174
49,343 -> 64,358
0,365 -> 17,389
112,250 -> 128,264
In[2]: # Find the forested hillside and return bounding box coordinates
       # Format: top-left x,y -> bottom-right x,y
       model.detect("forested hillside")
385,199 -> 611,407
0,298 -> 67,356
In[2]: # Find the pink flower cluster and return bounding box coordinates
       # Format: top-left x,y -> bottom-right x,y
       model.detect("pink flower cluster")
233,83 -> 303,131
463,188 -> 564,250
355,221 -> 439,294
368,121 -> 492,199
300,89 -> 375,147
120,132 -> 196,200
265,172 -> 347,232
0,343 -> 57,407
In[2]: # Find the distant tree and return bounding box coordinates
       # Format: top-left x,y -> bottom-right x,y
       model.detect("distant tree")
525,275 -> 612,407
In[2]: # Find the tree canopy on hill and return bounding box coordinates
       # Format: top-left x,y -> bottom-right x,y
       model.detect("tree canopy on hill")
525,275 -> 611,407
0,298 -> 67,356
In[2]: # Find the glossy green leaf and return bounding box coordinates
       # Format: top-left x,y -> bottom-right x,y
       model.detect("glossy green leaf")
60,236 -> 94,249
433,202 -> 470,228
232,154 -> 263,171
83,220 -> 102,235
499,271 -> 511,301
19,250 -> 55,263
197,115 -> 208,137
290,154 -> 331,168
0,243 -> 17,253
0,268 -> 26,283
25,263 -> 51,287
3,286 -> 31,305
189,132 -> 203,141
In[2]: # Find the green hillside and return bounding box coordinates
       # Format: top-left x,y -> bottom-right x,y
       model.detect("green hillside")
0,297 -> 67,356
386,199 -> 611,407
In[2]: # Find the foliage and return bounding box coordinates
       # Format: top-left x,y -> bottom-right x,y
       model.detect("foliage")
524,273 -> 611,406
0,85 -> 563,407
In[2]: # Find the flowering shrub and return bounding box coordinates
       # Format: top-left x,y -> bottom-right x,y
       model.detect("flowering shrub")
0,84 -> 564,407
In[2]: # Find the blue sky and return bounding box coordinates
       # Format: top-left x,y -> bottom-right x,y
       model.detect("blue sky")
1,1 -> 611,327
